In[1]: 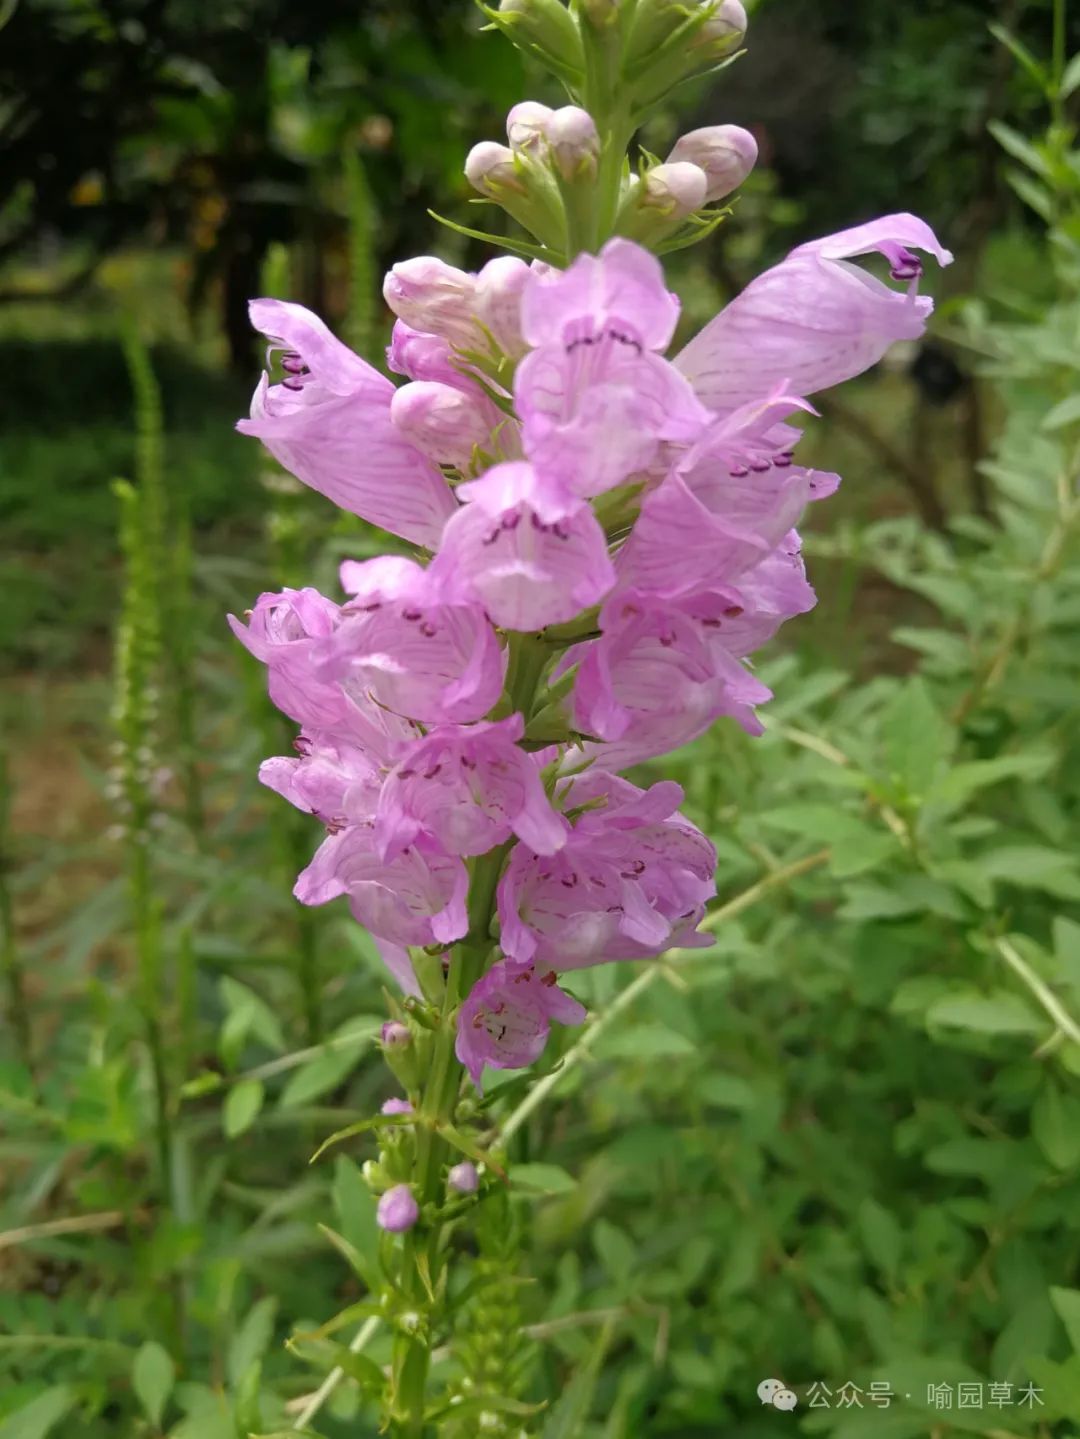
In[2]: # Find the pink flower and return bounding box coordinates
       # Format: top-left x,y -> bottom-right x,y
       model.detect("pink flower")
315,557 -> 507,726
568,589 -> 772,766
228,587 -> 348,729
515,239 -> 709,495
237,300 -> 456,548
383,257 -> 482,350
432,461 -> 616,630
475,256 -> 531,360
295,824 -> 468,951
390,380 -> 505,471
497,773 -> 716,970
455,960 -> 587,1087
375,714 -> 567,860
676,214 -> 953,411
667,124 -> 758,203
258,732 -> 385,829
447,1160 -> 479,1194
617,389 -> 838,599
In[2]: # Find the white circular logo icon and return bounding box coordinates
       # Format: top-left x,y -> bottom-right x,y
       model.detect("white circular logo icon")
758,1379 -> 783,1405
774,1388 -> 798,1411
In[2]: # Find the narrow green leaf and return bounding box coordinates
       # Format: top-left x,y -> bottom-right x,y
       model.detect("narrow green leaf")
0,1388 -> 77,1439
1032,1083 -> 1080,1170
1051,1287 -> 1080,1354
226,1296 -> 278,1389
510,1162 -> 578,1195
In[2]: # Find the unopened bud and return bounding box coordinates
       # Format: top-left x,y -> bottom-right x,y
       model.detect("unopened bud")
391,381 -> 495,470
387,320 -> 458,385
380,1020 -> 412,1049
507,101 -> 553,152
376,1184 -> 419,1233
496,0 -> 585,74
694,0 -> 747,54
465,141 -> 528,198
475,255 -> 530,360
447,1161 -> 480,1195
642,161 -> 708,217
383,257 -> 480,350
667,124 -> 757,202
381,1097 -> 414,1116
546,105 -> 600,181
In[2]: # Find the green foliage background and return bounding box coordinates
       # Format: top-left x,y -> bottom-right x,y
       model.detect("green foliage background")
3,1 -> 1080,1436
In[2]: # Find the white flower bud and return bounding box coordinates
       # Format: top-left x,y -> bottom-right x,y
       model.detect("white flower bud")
667,124 -> 757,202
546,105 -> 600,180
695,0 -> 747,52
465,141 -> 527,197
506,101 -> 553,152
642,161 -> 708,217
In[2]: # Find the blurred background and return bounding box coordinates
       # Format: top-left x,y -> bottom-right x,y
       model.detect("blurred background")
5,1 -> 1080,1436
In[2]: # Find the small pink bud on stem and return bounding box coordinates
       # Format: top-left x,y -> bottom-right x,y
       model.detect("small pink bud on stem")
667,124 -> 757,203
377,1184 -> 419,1233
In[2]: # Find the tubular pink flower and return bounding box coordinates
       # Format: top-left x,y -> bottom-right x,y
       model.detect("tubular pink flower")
432,461 -> 616,629
516,239 -> 708,494
258,732 -> 386,829
676,214 -> 953,410
237,301 -> 456,548
228,587 -> 348,730
295,824 -> 468,950
374,714 -> 568,860
314,557 -> 507,726
455,960 -> 587,1087
496,772 -> 716,971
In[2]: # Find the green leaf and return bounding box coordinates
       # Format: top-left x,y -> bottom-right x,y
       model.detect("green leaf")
223,1078 -> 264,1138
132,1341 -> 175,1428
857,1197 -> 903,1286
927,751 -> 1055,811
698,1073 -> 757,1111
1043,392 -> 1080,431
1033,1083 -> 1080,1171
332,1157 -> 380,1285
1063,50 -> 1080,97
926,989 -> 1043,1036
593,1220 -> 636,1289
0,1388 -> 76,1439
980,846 -> 1080,899
226,1296 -> 278,1389
881,678 -> 952,797
510,1162 -> 578,1195
1051,1286 -> 1080,1354
279,1023 -> 376,1109
541,1319 -> 613,1439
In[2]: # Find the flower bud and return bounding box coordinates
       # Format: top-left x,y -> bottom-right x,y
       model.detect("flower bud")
475,255 -> 530,360
447,1161 -> 480,1195
641,161 -> 708,217
546,105 -> 600,181
387,320 -> 459,385
377,1184 -> 419,1233
383,258 -> 480,351
496,0 -> 585,74
507,100 -> 553,152
465,141 -> 528,199
391,381 -> 495,470
694,0 -> 747,55
667,124 -> 757,202
380,1020 -> 412,1049
381,1097 -> 414,1116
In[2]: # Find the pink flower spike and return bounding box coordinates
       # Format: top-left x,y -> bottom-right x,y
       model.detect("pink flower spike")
675,213 -> 953,411
375,714 -> 568,860
237,300 -> 456,548
455,961 -> 587,1088
432,461 -> 616,629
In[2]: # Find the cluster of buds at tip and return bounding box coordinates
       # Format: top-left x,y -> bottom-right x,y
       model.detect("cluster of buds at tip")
623,0 -> 748,110
487,0 -> 585,83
